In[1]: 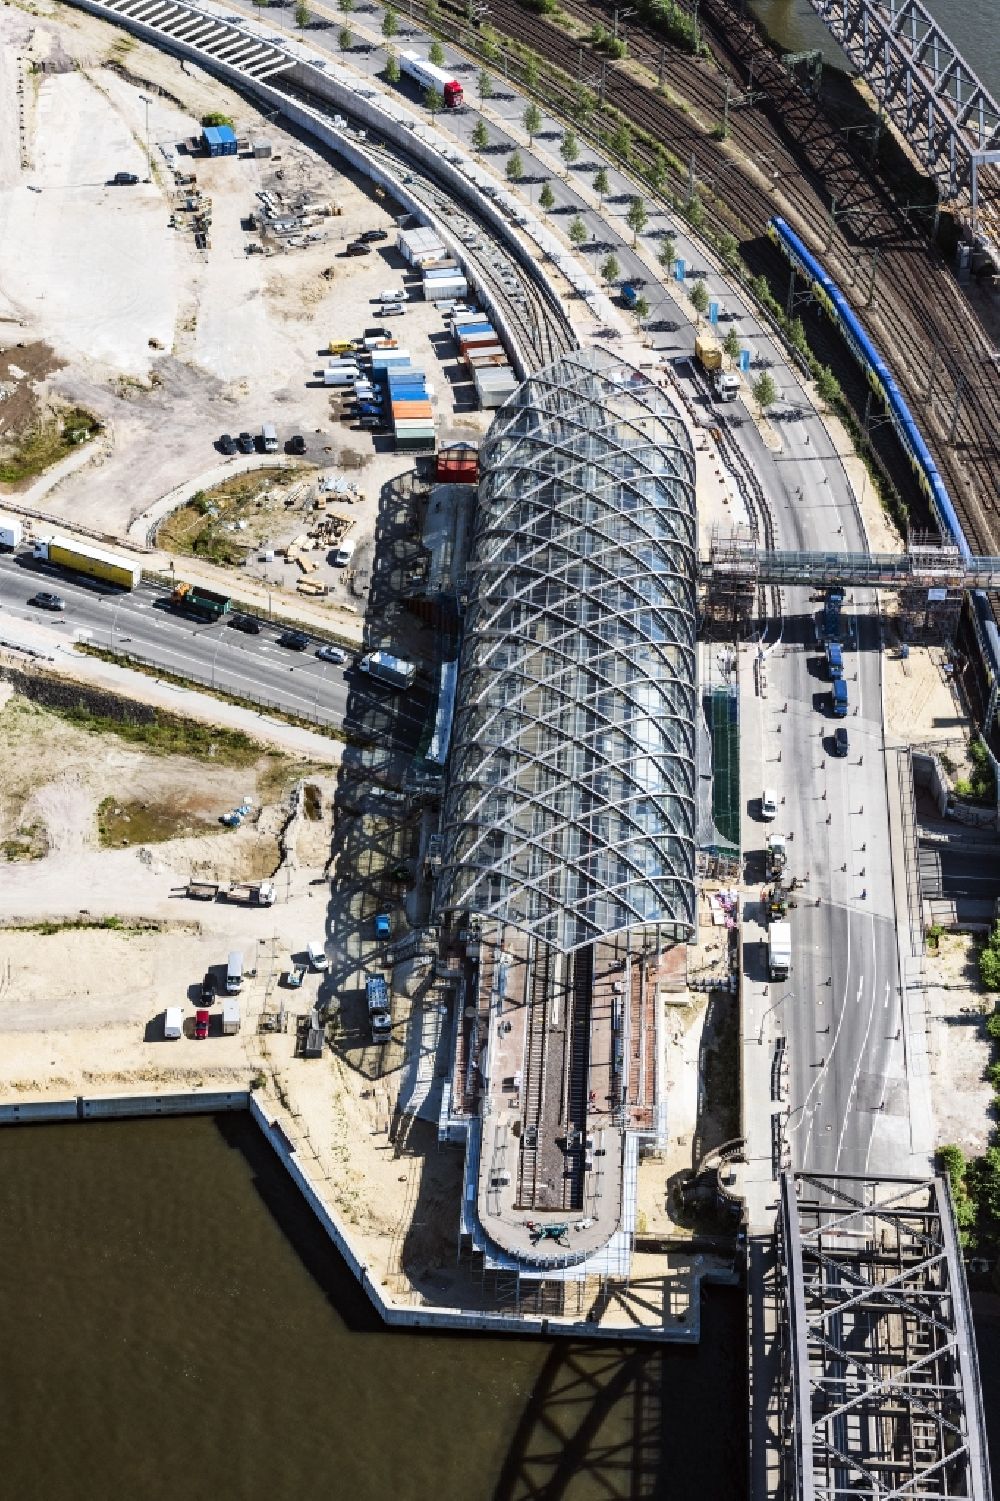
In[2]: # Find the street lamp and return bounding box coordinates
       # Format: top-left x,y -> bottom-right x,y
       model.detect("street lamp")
138,93 -> 151,179
757,991 -> 793,1045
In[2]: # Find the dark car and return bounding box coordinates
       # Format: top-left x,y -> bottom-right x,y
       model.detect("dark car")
286,434 -> 307,455
110,171 -> 139,186
345,242 -> 371,256
219,433 -> 237,455
229,613 -> 262,634
195,1009 -> 211,1040
833,728 -> 849,757
200,972 -> 217,1005
31,592 -> 66,611
237,431 -> 256,454
358,229 -> 388,244
279,629 -> 309,651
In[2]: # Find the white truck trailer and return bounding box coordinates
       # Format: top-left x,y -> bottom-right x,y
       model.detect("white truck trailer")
360,650 -> 416,689
0,515 -> 23,550
768,920 -> 792,982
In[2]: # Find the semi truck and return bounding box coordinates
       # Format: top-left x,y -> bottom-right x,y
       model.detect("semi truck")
821,588 -> 844,642
366,974 -> 392,1042
768,920 -> 792,981
398,51 -> 464,108
0,515 -> 23,550
33,535 -> 141,590
825,641 -> 844,680
360,650 -> 416,689
831,678 -> 849,717
765,834 -> 786,878
170,580 -> 232,620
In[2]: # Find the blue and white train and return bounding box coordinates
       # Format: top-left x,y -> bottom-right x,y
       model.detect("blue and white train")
767,215 -> 971,565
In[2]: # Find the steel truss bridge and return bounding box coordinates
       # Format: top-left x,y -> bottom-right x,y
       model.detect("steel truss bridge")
777,1172 -> 992,1501
803,0 -> 1000,246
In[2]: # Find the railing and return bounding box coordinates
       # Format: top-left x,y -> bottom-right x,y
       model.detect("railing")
702,547 -> 1000,590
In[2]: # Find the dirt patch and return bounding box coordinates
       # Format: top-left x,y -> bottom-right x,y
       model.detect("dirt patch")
97,794 -> 223,848
927,933 -> 996,1157
304,783 -> 323,821
0,340 -> 63,442
156,466 -> 307,566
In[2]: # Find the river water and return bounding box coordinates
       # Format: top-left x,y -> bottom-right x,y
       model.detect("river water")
748,0 -> 999,94
0,1116 -> 747,1501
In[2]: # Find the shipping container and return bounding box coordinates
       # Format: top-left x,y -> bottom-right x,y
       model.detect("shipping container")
33,535 -> 141,590
203,124 -> 237,157
424,281 -> 469,302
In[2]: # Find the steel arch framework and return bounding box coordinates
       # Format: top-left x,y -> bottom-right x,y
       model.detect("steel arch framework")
436,347 -> 698,954
805,0 -> 1000,225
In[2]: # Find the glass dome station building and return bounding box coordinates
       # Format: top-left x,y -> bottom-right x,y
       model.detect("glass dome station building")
434,349 -> 699,1290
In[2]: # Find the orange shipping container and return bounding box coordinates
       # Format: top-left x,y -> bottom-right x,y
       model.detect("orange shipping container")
392,402 -> 434,419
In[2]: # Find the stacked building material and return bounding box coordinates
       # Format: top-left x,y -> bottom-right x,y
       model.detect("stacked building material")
451,313 -> 517,409
385,363 -> 435,453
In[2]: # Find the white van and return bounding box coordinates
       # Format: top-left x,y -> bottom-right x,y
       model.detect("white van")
333,538 -> 356,566
261,422 -> 278,453
380,288 -> 406,303
307,939 -> 328,971
226,951 -> 244,993
163,1006 -> 183,1040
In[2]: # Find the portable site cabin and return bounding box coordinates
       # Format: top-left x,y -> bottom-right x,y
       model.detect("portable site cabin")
222,999 -> 240,1036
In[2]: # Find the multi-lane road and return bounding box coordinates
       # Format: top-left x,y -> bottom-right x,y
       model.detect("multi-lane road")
0,550 -> 355,725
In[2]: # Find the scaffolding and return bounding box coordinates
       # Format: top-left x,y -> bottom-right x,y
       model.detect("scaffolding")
704,524 -> 758,634
898,530 -> 965,643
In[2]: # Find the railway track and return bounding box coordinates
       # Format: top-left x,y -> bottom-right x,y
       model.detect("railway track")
516,938 -> 552,1209
431,0 -> 1000,553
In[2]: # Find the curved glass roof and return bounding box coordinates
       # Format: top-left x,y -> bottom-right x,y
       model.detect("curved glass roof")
436,347 -> 699,953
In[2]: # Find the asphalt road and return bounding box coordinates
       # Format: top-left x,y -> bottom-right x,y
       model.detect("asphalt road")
0,550 -> 357,726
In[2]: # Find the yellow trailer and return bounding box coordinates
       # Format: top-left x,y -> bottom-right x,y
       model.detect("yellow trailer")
34,535 -> 142,590
694,333 -> 723,373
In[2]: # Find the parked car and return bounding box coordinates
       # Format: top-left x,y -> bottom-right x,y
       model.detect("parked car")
237,431 -> 256,454
284,965 -> 307,989
358,228 -> 388,243
307,939 -> 329,971
195,1009 -> 211,1039
219,433 -> 237,455
229,613 -> 262,634
316,644 -> 347,664
761,789 -> 778,821
31,592 -> 66,611
833,727 -> 849,758
287,434 -> 307,455
279,629 -> 309,651
345,242 -> 371,256
374,912 -> 392,941
200,973 -> 217,1005
109,171 -> 139,186
377,303 -> 404,318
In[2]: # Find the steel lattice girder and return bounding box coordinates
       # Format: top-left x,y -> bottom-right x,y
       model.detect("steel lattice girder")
778,1172 -> 992,1501
436,347 -> 698,955
805,0 -> 1000,202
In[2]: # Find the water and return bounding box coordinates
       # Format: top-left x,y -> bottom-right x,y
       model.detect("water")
0,1116 -> 747,1501
747,0 -> 1000,94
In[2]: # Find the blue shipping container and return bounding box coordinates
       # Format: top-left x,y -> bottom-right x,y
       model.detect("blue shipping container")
203,124 -> 238,157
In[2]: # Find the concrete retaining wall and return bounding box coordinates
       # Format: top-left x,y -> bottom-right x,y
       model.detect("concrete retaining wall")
0,1099 -> 80,1123
81,1090 -> 249,1118
911,750 -> 949,815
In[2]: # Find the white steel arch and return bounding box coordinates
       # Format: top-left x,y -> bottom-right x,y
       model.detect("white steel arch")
436,347 -> 699,954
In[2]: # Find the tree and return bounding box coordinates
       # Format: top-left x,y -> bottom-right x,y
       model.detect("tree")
571,85 -> 596,123
568,214 -> 587,247
686,192 -> 705,229
425,85 -> 444,115
753,371 -> 778,410
539,180 -> 555,214
592,166 -> 610,203
428,38 -> 445,66
718,231 -> 739,267
815,365 -> 842,407
294,0 -> 310,26
381,6 -> 398,37
425,0 -> 440,20
251,0 -> 268,12
559,129 -> 579,175
632,294 -> 650,322
338,24 -> 353,48
523,101 -> 542,143
625,195 -> 647,245
648,146 -> 668,194
980,923 -> 1000,991
478,24 -> 501,61
689,279 -> 710,317
383,50 -> 400,83
337,0 -> 353,11
478,69 -> 494,101
658,235 -> 677,273
611,121 -> 631,161
600,253 -> 619,284
723,328 -> 742,361
522,53 -> 539,91
471,119 -> 489,153
506,150 -> 524,183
